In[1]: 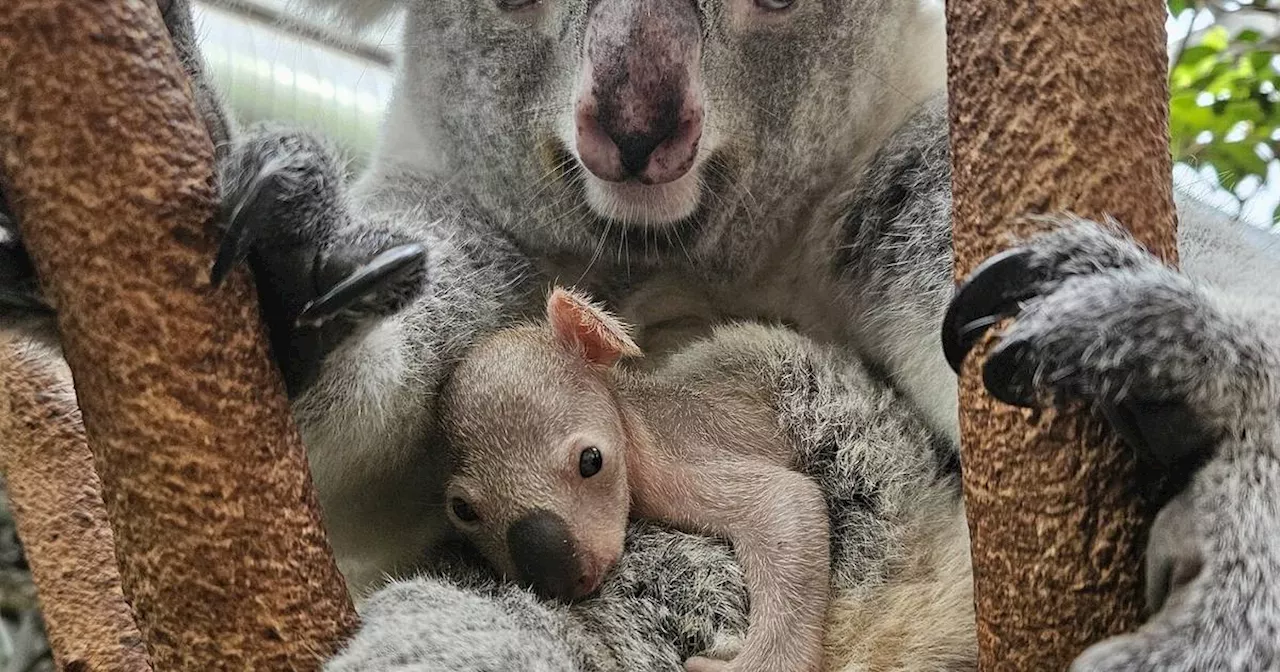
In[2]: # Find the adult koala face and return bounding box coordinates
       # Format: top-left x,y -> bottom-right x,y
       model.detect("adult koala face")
377,0 -> 941,258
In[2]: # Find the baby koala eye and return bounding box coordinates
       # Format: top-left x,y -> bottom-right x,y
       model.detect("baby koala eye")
579,446 -> 604,478
754,0 -> 795,10
450,497 -> 480,523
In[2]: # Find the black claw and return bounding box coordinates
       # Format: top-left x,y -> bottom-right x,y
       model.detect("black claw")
210,167 -> 276,287
1099,400 -> 1149,455
941,248 -> 1042,373
0,289 -> 53,315
0,245 -> 35,285
981,336 -> 1038,407
296,243 -> 426,327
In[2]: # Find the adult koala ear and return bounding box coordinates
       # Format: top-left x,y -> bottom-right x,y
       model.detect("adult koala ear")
546,286 -> 642,367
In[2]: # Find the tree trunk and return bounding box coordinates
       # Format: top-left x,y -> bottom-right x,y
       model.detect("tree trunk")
0,336 -> 153,672
0,0 -> 357,668
945,1 -> 1177,670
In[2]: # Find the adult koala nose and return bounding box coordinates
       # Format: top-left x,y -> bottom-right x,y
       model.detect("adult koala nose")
507,509 -> 591,602
574,0 -> 704,185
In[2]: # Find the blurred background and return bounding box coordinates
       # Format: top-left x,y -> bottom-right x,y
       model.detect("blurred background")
1,1 -> 1278,670
1169,0 -> 1280,227
190,0 -> 401,164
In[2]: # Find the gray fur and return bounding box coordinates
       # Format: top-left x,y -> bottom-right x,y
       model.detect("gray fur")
0,0 -> 1277,668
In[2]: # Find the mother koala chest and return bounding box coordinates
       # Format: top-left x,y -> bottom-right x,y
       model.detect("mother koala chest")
535,220 -> 846,367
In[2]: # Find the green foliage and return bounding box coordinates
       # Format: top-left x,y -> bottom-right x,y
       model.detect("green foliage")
1168,1 -> 1280,223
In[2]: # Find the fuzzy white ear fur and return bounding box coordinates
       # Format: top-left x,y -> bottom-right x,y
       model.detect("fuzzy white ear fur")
546,287 -> 642,367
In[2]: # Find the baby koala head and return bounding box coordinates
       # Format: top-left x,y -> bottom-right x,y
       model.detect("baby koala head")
440,286 -> 643,602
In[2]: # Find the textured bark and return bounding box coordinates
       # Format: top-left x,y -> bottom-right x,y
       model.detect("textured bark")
945,1 -> 1177,670
0,0 -> 358,668
0,337 -> 153,672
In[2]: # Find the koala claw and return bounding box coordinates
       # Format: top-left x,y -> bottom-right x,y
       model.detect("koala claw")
296,243 -> 427,327
941,247 -> 1041,373
0,289 -> 53,315
210,163 -> 276,288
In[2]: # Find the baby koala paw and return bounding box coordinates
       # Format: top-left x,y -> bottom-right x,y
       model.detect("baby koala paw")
683,655 -> 731,672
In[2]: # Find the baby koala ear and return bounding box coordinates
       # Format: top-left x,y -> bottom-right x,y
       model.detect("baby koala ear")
546,287 -> 642,367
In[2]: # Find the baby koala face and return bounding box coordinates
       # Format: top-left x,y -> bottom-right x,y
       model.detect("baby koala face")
440,288 -> 643,602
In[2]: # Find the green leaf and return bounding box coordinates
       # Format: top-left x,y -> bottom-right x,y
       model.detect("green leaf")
1247,50 -> 1276,74
1176,45 -> 1220,70
1201,26 -> 1232,53
1168,0 -> 1188,15
1186,61 -> 1234,93
1237,29 -> 1263,44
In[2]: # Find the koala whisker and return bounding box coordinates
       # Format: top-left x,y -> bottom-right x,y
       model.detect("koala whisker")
578,216 -> 613,284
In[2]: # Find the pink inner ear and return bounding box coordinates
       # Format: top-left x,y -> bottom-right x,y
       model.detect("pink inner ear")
575,319 -> 625,367
548,290 -> 625,367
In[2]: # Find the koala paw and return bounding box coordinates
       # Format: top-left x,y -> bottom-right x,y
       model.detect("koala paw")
683,655 -> 731,672
941,219 -> 1271,476
214,126 -> 427,329
212,127 -> 429,394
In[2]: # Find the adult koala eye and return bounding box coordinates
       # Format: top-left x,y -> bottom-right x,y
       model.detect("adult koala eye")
579,446 -> 604,478
496,0 -> 540,11
450,497 -> 480,524
754,0 -> 795,10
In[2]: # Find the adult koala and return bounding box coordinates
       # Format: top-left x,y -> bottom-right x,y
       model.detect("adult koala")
1,0 -> 1278,669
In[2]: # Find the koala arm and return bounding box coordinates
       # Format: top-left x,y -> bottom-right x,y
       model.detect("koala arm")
213,128 -> 549,588
643,461 -> 830,672
0,122 -> 546,589
840,90 -> 1280,666
828,95 -> 958,442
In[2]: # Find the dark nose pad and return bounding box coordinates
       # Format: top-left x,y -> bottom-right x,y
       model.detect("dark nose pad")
507,509 -> 584,602
613,126 -> 675,176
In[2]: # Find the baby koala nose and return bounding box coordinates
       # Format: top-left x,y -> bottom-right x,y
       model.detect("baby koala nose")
507,509 -> 586,602
575,96 -> 704,185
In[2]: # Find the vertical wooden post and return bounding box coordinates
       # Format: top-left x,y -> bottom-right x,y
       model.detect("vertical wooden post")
0,0 -> 358,668
946,0 -> 1177,669
0,337 -> 153,672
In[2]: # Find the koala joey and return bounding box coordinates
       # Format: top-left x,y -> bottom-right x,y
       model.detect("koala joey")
1,0 -> 1279,667
441,286 -> 831,672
